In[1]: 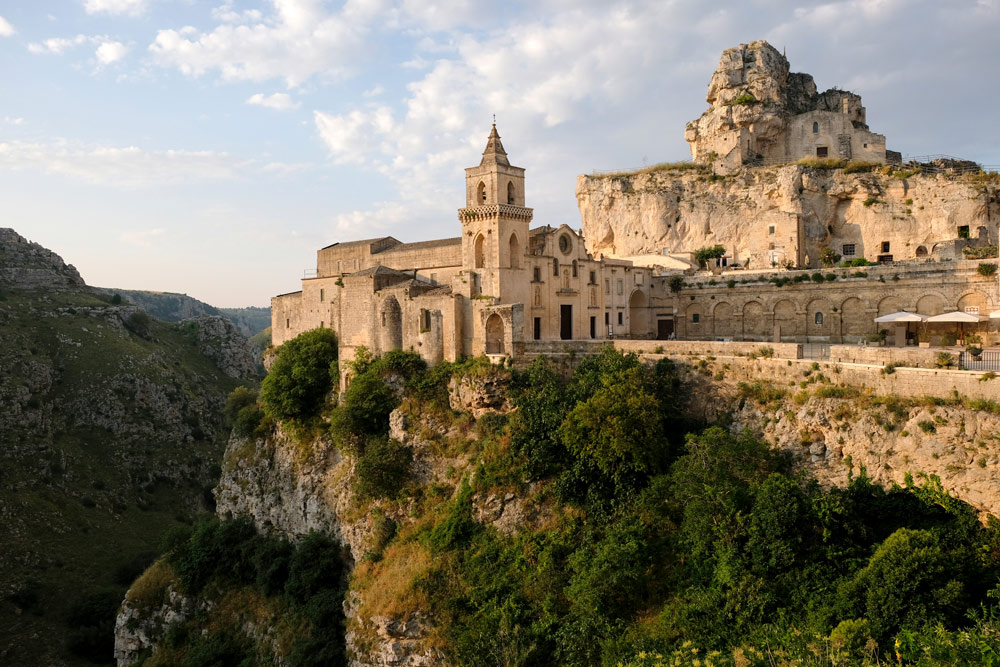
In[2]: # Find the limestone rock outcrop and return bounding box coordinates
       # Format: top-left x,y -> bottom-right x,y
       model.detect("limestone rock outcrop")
684,41 -> 888,173
0,227 -> 85,289
576,166 -> 999,268
181,315 -> 260,380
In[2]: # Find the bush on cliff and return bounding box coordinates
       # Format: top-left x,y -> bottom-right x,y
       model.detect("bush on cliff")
260,328 -> 338,422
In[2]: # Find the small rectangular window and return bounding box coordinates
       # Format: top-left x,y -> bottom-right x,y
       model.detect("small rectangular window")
692,313 -> 700,323
572,261 -> 578,278
605,279 -> 610,294
590,316 -> 596,339
320,321 -> 324,328
533,317 -> 541,340
533,266 -> 541,282
617,312 -> 623,325
590,271 -> 596,284
423,310 -> 431,330
605,312 -> 609,325
768,225 -> 775,235
881,241 -> 890,253
553,258 -> 559,276
617,280 -> 623,295
816,146 -> 828,158
842,243 -> 856,256
320,288 -> 324,302
286,318 -> 290,328
958,225 -> 970,239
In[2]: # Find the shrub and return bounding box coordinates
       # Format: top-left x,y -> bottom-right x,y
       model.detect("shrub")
693,245 -> 726,268
863,197 -> 880,207
811,272 -> 825,283
260,328 -> 339,422
125,311 -> 152,338
726,279 -> 736,289
727,92 -> 757,106
978,262 -> 997,276
329,372 -> 398,449
795,157 -> 848,169
918,420 -> 936,434
354,437 -> 412,500
820,246 -> 841,267
110,293 -> 122,305
843,161 -> 878,174
668,275 -> 684,292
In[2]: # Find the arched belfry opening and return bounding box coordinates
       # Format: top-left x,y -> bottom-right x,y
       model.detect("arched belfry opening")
485,314 -> 504,355
507,181 -> 515,204
474,234 -> 485,268
380,296 -> 403,352
509,233 -> 520,269
478,181 -> 487,204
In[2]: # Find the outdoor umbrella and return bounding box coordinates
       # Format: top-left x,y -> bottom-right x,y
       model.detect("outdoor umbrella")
925,310 -> 983,343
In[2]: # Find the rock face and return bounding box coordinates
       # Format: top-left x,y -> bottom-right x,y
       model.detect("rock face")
576,166 -> 999,269
0,227 -> 85,289
213,409 -> 469,666
447,373 -> 512,418
684,41 -> 888,173
182,315 -> 260,380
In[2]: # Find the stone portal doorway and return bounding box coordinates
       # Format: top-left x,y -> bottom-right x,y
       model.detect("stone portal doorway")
485,313 -> 504,355
560,304 -> 572,340
657,319 -> 674,340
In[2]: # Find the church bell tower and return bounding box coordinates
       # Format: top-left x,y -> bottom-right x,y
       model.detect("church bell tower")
459,124 -> 533,301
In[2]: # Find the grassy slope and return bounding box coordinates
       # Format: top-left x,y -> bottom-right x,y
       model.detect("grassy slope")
0,287 -> 244,666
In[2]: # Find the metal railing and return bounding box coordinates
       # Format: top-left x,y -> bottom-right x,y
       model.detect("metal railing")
959,350 -> 1000,371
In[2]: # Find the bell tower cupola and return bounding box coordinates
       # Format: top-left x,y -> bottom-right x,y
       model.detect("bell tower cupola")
463,123 -> 527,209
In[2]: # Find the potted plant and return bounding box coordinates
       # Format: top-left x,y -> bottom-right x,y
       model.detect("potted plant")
965,333 -> 983,358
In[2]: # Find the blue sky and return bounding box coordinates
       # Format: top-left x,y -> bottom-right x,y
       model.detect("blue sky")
1,0 -> 998,306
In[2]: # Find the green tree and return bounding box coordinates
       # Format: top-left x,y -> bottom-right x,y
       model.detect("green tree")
693,245 -> 726,268
842,528 -> 965,642
260,328 -> 338,422
559,365 -> 664,489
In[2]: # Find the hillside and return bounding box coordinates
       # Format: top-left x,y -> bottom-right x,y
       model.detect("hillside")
0,229 -> 257,666
118,343 -> 1000,666
96,287 -> 271,338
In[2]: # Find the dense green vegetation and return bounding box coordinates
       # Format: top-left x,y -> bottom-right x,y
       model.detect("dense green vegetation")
128,519 -> 346,666
328,347 -> 1000,666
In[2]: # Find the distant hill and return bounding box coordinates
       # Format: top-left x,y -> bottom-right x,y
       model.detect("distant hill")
96,288 -> 271,338
0,228 -> 257,666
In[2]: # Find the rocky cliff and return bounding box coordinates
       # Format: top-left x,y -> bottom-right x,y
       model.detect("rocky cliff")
116,347 -> 1000,666
576,164 -> 1000,268
0,228 -> 257,666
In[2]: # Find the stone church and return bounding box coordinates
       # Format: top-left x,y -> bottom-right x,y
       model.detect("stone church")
271,125 -> 661,367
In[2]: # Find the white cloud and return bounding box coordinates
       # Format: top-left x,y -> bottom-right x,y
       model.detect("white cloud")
83,0 -> 147,16
149,0 -> 383,87
96,41 -> 129,65
246,92 -> 300,110
0,16 -> 15,37
120,227 -> 164,247
3,116 -> 24,125
0,139 -> 259,188
363,84 -> 384,98
314,106 -> 395,164
28,34 -> 96,55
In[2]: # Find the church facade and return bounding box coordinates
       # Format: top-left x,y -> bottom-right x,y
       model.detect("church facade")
271,126 -> 661,369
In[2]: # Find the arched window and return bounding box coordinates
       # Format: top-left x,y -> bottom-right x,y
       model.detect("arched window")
509,233 -> 520,269
478,181 -> 486,204
812,121 -> 819,133
814,312 -> 824,325
474,234 -> 485,268
572,259 -> 578,277
553,257 -> 559,276
507,181 -> 515,205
